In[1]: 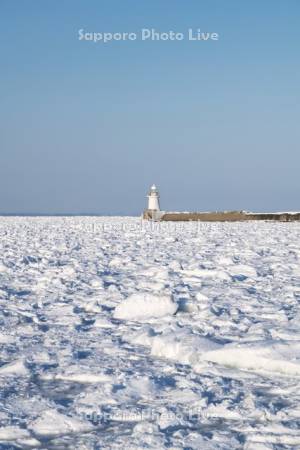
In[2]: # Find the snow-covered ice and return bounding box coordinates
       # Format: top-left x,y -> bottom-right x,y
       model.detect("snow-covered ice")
0,216 -> 300,449
113,293 -> 177,320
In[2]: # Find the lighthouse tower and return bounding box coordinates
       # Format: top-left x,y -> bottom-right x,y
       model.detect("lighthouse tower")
142,184 -> 165,221
143,184 -> 164,220
147,184 -> 160,211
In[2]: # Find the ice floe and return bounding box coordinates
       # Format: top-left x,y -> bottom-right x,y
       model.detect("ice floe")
113,292 -> 177,320
0,217 -> 300,448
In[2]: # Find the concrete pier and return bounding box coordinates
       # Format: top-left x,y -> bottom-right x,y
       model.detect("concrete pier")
143,210 -> 300,222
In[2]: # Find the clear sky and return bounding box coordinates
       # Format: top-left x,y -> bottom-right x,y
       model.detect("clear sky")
1,0 -> 299,214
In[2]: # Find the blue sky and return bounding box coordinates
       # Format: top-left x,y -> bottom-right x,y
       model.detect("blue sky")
0,0 -> 299,214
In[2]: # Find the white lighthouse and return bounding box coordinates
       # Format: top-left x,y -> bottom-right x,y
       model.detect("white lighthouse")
143,184 -> 164,220
147,184 -> 160,211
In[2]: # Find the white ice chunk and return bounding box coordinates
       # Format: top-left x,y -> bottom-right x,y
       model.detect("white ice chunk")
113,293 -> 177,321
28,410 -> 93,439
0,359 -> 29,377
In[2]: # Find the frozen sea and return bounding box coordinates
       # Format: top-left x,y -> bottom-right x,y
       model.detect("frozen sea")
0,217 -> 300,449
